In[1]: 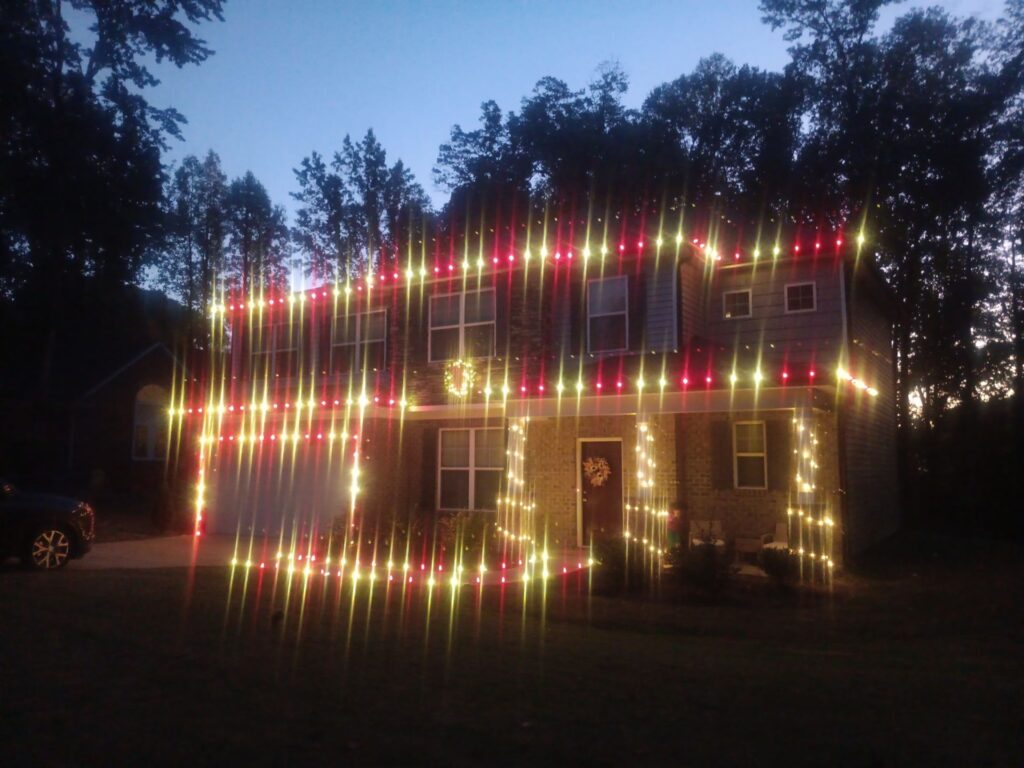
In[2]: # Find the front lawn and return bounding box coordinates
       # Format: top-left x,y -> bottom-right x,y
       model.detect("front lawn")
0,534 -> 1020,766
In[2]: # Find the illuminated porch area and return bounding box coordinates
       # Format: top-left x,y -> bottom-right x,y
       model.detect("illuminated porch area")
184,383 -> 843,583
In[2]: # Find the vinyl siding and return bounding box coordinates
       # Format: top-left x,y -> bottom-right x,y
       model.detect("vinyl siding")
840,266 -> 900,555
701,259 -> 846,369
644,257 -> 679,351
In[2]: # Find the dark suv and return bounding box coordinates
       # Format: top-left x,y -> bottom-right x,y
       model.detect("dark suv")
0,480 -> 96,569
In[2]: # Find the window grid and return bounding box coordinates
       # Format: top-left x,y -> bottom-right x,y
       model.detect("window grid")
785,282 -> 816,314
251,318 -> 299,373
428,289 -> 496,362
722,289 -> 752,320
437,427 -> 504,511
733,421 -> 767,489
331,308 -> 387,371
586,275 -> 630,354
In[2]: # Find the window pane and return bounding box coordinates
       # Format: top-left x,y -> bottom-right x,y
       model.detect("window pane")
735,423 -> 765,453
275,351 -> 297,376
474,470 -> 501,510
253,325 -> 273,353
277,324 -> 299,352
430,294 -> 461,327
153,424 -> 167,455
134,425 -> 149,458
440,470 -> 470,509
251,350 -> 272,373
463,323 -> 494,358
787,284 -> 815,312
589,277 -> 627,315
723,291 -> 750,318
430,327 -> 460,361
464,290 -> 495,323
736,456 -> 766,488
361,340 -> 386,370
334,315 -> 358,345
474,429 -> 505,468
363,310 -> 387,341
441,430 -> 470,467
329,347 -> 355,374
589,315 -> 627,352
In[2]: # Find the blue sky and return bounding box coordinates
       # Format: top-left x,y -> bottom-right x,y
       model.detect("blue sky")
147,0 -> 1006,214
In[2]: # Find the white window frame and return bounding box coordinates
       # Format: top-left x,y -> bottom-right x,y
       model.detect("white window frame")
733,420 -> 767,489
331,307 -> 387,370
437,427 -> 504,511
722,289 -> 752,320
428,289 -> 496,362
251,317 -> 299,373
784,282 -> 817,314
586,275 -> 630,354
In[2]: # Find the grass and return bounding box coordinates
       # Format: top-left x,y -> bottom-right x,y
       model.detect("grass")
0,533 -> 1021,766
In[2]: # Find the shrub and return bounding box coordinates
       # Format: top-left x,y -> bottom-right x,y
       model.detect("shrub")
590,536 -> 651,594
759,546 -> 797,587
673,544 -> 730,598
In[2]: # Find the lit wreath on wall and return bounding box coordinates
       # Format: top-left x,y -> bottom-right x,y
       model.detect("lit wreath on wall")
444,359 -> 477,399
582,457 -> 612,487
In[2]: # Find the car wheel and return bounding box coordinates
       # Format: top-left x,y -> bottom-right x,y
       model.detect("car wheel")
25,528 -> 72,570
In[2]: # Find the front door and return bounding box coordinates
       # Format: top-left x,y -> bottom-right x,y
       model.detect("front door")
579,439 -> 623,544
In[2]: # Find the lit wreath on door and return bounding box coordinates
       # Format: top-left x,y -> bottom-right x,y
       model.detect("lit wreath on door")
582,456 -> 612,487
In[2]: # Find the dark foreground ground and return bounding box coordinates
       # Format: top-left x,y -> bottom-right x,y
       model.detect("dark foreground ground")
1,534 -> 1021,767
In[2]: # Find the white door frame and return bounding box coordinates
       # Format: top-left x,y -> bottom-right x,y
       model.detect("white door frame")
575,437 -> 624,547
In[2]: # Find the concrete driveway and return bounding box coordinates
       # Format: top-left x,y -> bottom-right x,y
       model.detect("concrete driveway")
69,534 -> 237,570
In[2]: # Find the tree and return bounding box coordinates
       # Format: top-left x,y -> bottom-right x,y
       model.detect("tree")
292,129 -> 430,277
292,151 -> 353,282
158,151 -> 227,313
642,54 -> 801,217
0,0 -> 223,394
0,0 -> 224,289
224,172 -> 290,294
990,0 -> 1024,430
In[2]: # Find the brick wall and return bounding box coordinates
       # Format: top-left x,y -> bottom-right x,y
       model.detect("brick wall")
523,413 -> 678,548
675,409 -> 844,561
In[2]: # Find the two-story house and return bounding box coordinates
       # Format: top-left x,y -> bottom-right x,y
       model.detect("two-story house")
171,224 -> 897,569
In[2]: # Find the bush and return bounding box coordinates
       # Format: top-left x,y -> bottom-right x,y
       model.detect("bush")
759,546 -> 797,587
673,544 -> 730,598
589,536 -> 652,594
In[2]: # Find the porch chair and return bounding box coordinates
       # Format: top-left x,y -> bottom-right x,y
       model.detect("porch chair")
689,519 -> 725,550
761,522 -> 790,552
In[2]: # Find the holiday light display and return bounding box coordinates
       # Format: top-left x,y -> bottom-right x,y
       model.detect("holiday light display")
205,227 -> 859,313
172,211 -> 880,592
443,359 -> 477,399
787,410 -> 835,583
623,421 -> 669,558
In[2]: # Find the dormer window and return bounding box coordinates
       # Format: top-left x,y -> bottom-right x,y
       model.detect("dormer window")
587,276 -> 629,353
785,282 -> 816,313
723,289 -> 752,319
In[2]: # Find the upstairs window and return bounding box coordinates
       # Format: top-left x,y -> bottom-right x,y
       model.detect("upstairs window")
251,318 -> 299,376
438,428 -> 504,510
785,282 -> 816,313
331,308 -> 387,373
723,289 -> 752,319
587,276 -> 629,353
429,289 -> 496,362
733,421 -> 767,489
